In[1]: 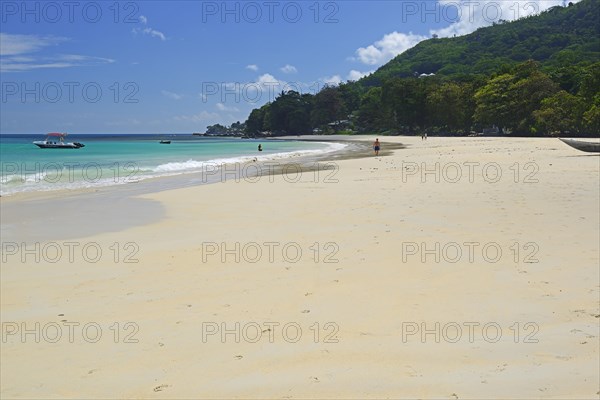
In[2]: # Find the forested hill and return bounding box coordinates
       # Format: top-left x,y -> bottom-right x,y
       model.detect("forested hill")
215,0 -> 599,137
362,0 -> 600,85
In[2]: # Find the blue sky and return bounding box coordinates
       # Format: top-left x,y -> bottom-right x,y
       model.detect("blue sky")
1,0 -> 572,134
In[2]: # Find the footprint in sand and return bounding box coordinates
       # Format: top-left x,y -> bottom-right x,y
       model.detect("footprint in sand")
153,384 -> 170,392
234,355 -> 243,360
301,310 -> 310,313
495,363 -> 507,372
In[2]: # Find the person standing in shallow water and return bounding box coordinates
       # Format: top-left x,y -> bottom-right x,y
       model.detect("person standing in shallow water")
258,144 -> 263,152
373,138 -> 380,156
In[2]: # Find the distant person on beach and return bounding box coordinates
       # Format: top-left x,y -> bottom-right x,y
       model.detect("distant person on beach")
258,144 -> 263,152
373,139 -> 380,156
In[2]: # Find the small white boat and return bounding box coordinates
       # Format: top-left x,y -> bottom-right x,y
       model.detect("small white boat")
559,138 -> 600,153
33,133 -> 85,149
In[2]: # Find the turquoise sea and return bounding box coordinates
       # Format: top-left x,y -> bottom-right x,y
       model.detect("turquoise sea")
0,134 -> 344,196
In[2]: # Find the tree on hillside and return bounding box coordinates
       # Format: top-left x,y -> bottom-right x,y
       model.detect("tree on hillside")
427,82 -> 474,132
577,62 -> 600,101
311,86 -> 346,128
337,82 -> 362,114
475,61 -> 559,134
246,104 -> 270,134
533,90 -> 586,134
357,87 -> 386,132
382,78 -> 427,132
206,124 -> 229,135
268,91 -> 313,135
583,96 -> 600,134
473,73 -> 513,129
509,69 -> 559,133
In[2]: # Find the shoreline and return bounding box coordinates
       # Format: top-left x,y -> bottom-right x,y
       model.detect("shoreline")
1,137 -> 399,243
1,137 -> 391,202
0,138 -> 347,199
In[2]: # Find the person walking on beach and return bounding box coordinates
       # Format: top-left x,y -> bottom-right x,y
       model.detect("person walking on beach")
373,138 -> 380,156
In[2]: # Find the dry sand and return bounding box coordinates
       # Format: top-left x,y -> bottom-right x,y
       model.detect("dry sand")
1,136 -> 599,399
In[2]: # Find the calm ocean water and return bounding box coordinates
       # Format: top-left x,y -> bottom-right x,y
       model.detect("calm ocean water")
0,134 -> 344,196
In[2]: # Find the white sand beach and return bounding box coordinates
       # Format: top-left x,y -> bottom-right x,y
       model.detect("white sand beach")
1,136 -> 598,399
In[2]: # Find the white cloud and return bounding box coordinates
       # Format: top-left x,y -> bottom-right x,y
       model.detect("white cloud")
7,56 -> 35,63
56,54 -> 115,64
142,28 -> 166,41
216,73 -> 306,104
161,90 -> 183,100
256,73 -> 302,95
253,73 -> 287,93
246,64 -> 259,71
322,75 -> 342,86
280,64 -> 298,74
0,33 -> 67,56
355,31 -> 427,66
132,16 -> 166,41
347,69 -> 374,81
216,102 -> 240,112
212,70 -> 370,105
256,73 -> 282,86
431,0 -> 570,38
0,33 -> 114,72
1,61 -> 71,72
353,1 -> 579,67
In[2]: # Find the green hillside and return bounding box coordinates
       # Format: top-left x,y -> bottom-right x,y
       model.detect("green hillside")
230,0 -> 599,137
362,0 -> 600,85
